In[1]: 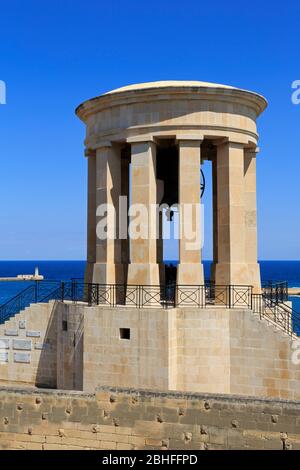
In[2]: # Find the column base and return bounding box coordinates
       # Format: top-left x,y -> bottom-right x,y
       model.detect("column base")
214,262 -> 261,291
247,263 -> 261,294
127,263 -> 160,286
85,262 -> 125,285
215,262 -> 249,286
176,263 -> 204,285
214,262 -> 256,308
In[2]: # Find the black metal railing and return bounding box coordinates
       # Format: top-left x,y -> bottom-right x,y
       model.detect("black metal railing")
261,280 -> 288,304
252,293 -> 300,337
0,279 -> 299,338
47,281 -> 253,310
0,280 -> 61,324
0,281 -> 254,322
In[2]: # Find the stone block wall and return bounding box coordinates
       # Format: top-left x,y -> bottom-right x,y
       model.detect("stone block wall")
83,306 -> 178,392
56,303 -> 83,391
229,308 -> 300,399
83,305 -> 300,400
176,309 -> 231,393
0,386 -> 300,450
1,301 -> 300,401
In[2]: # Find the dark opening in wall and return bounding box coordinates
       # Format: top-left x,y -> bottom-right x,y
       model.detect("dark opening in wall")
119,328 -> 130,340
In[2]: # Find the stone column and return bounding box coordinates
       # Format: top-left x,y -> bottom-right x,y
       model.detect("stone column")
214,141 -> 249,286
210,156 -> 218,284
244,148 -> 261,293
127,140 -> 160,286
157,179 -> 165,285
92,143 -> 124,285
84,149 -> 96,284
121,151 -> 130,284
176,139 -> 204,285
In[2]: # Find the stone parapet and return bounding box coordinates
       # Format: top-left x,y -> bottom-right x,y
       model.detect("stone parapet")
0,385 -> 299,450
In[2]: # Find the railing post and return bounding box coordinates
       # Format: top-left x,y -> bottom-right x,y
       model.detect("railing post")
88,284 -> 92,307
174,285 -> 177,308
228,285 -> 231,308
34,281 -> 38,303
110,284 -> 117,307
96,284 -> 99,305
61,282 -> 65,303
200,285 -> 203,308
162,285 -> 166,310
123,283 -> 126,306
138,285 -> 142,308
71,280 -> 75,303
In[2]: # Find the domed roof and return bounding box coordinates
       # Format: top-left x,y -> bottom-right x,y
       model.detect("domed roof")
76,80 -> 267,118
104,80 -> 235,95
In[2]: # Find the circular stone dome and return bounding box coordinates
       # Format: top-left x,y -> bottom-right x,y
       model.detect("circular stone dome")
104,80 -> 236,94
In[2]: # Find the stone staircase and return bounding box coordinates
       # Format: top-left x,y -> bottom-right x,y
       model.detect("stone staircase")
0,301 -> 57,387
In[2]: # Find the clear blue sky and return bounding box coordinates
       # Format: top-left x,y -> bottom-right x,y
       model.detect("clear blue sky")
0,0 -> 299,260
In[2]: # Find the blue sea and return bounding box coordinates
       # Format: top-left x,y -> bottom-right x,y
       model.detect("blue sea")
0,260 -> 300,312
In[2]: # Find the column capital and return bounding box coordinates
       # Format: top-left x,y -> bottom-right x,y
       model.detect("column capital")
212,137 -> 249,148
85,136 -> 113,151
84,148 -> 96,158
244,146 -> 260,157
176,134 -> 204,144
94,141 -> 113,150
126,135 -> 155,144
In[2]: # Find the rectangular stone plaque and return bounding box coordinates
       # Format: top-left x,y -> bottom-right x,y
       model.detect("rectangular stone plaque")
4,329 -> 18,337
26,331 -> 41,338
13,339 -> 32,351
19,320 -> 26,329
14,352 -> 31,364
0,352 -> 8,363
0,338 -> 10,349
